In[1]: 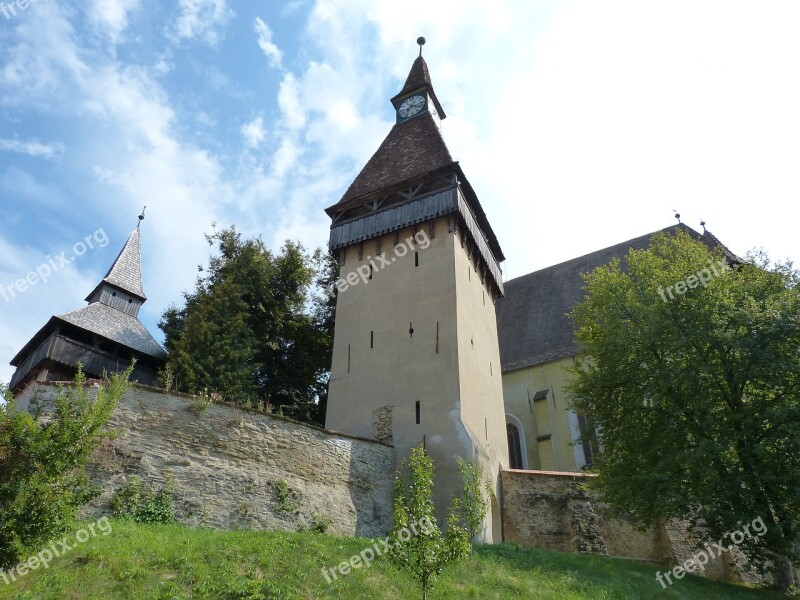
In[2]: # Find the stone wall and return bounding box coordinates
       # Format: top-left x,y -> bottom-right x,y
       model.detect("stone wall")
501,469 -> 740,581
25,383 -> 395,538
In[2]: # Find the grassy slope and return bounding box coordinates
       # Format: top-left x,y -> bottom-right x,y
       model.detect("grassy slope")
0,521 -> 784,600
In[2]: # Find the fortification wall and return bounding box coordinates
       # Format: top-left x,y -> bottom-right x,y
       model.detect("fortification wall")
24,383 -> 395,538
501,469 -> 742,582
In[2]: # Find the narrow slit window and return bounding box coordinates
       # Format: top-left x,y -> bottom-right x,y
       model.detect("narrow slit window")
369,264 -> 373,280
415,401 -> 421,424
347,344 -> 351,373
370,331 -> 374,348
415,251 -> 419,267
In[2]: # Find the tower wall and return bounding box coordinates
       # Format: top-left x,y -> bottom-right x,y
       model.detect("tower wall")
452,218 -> 509,541
326,215 -> 507,542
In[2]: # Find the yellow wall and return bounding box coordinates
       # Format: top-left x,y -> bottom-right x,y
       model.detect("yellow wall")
501,355 -> 585,472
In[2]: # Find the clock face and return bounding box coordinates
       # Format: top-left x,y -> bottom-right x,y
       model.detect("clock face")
398,94 -> 426,119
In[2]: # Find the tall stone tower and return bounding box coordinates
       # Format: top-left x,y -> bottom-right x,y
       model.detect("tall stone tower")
324,40 -> 508,541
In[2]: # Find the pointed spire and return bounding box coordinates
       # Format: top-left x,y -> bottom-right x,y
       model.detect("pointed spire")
103,227 -> 146,299
85,215 -> 147,303
398,56 -> 433,97
390,38 -> 446,120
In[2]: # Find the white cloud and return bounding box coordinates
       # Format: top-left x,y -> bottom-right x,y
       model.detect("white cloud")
277,73 -> 306,130
293,0 -> 800,278
88,0 -> 141,42
241,115 -> 266,148
0,139 -> 64,159
254,17 -> 283,69
2,0 -> 798,386
173,0 -> 233,45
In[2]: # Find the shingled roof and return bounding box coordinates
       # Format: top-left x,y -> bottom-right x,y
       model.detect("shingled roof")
10,302 -> 167,367
9,219 -> 166,390
496,224 -> 741,372
58,303 -> 165,358
336,112 -> 455,204
390,55 -> 446,119
86,225 -> 146,301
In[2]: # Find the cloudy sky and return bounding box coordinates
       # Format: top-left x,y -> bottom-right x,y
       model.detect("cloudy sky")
1,0 -> 798,385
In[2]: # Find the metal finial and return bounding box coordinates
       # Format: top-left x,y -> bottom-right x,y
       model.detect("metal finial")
417,36 -> 426,56
700,219 -> 706,232
673,209 -> 681,223
138,206 -> 146,227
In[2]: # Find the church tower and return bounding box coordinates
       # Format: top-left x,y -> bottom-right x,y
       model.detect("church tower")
325,40 -> 508,541
9,212 -> 167,405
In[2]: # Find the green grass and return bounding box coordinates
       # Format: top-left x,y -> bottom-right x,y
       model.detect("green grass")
0,520 -> 785,599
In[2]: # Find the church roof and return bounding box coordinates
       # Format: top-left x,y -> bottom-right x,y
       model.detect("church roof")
86,225 -> 146,301
10,302 -> 166,368
496,224 -> 741,372
335,111 -> 455,205
9,216 -> 166,387
58,303 -> 166,359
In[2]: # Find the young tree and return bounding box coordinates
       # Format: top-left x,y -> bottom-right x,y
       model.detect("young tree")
0,365 -> 131,567
389,446 -> 470,600
159,226 -> 336,424
456,457 -> 493,546
567,231 -> 800,587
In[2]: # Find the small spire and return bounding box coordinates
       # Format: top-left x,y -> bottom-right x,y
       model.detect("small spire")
138,206 -> 146,228
673,209 -> 681,224
700,219 -> 706,232
417,36 -> 426,57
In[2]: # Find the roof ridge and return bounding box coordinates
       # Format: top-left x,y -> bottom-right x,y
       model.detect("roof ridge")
504,224 -> 701,285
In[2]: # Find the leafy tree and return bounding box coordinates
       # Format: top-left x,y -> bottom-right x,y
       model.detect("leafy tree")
159,226 -> 336,424
567,230 -> 800,587
0,365 -> 131,567
389,446 -> 470,600
456,458 -> 493,546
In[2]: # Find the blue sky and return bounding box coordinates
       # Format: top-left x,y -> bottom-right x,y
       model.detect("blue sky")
1,0 -> 799,385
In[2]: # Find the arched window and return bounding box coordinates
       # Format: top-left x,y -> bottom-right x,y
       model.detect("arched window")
507,422 -> 524,470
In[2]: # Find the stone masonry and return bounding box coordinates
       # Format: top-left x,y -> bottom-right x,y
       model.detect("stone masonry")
500,469 -> 765,583
25,383 -> 395,538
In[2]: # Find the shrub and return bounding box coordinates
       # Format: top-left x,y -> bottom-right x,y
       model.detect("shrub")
0,365 -> 131,568
273,480 -> 300,515
111,475 -> 176,524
